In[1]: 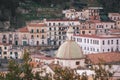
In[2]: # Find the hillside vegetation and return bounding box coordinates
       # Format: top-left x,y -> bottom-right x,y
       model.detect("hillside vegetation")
0,0 -> 120,29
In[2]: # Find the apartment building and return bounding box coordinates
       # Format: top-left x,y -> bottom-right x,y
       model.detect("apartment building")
73,34 -> 120,54
63,7 -> 103,20
116,20 -> 120,29
62,9 -> 83,20
0,22 -> 48,46
108,13 -> 120,21
44,19 -> 80,45
26,22 -> 47,46
0,43 -> 24,59
95,21 -> 116,34
79,20 -> 96,35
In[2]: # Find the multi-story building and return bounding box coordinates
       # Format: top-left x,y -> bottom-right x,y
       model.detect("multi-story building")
82,7 -> 103,20
0,43 -> 24,59
26,22 -> 47,46
79,21 -> 96,35
62,9 -> 83,20
63,7 -> 103,20
95,21 -> 116,34
73,34 -> 120,54
0,32 -> 19,45
44,19 -> 80,45
116,20 -> 120,29
0,22 -> 48,46
108,13 -> 120,21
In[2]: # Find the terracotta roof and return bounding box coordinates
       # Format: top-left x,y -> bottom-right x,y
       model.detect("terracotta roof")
30,54 -> 54,60
17,27 -> 29,33
86,52 -> 120,64
87,20 -> 101,23
74,34 -> 120,39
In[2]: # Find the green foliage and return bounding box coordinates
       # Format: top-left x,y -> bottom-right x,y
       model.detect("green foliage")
97,0 -> 120,13
91,63 -> 114,80
54,67 -> 88,80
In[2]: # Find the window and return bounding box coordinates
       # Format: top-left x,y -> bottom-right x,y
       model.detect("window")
58,23 -> 60,26
59,36 -> 61,39
90,40 -> 92,44
59,32 -> 61,35
90,48 -> 92,51
3,35 -> 6,38
42,35 -> 44,39
87,47 -> 89,51
82,31 -> 85,34
84,39 -> 86,43
54,32 -> 56,35
4,56 -> 7,59
102,40 -> 105,45
111,25 -> 113,29
49,28 -> 51,31
108,49 -> 110,52
31,35 -> 34,39
117,40 -> 119,44
37,35 -> 39,38
84,47 -> 86,50
97,49 -> 99,52
53,23 -> 55,26
108,40 -> 110,45
97,41 -> 99,45
49,23 -> 51,26
106,25 -> 108,27
3,52 -> 7,54
42,41 -> 44,45
111,48 -> 113,52
76,61 -> 80,65
77,27 -> 79,29
54,27 -> 56,30
10,56 -> 12,59
41,29 -> 44,33
36,29 -> 39,33
87,39 -> 89,43
89,31 -> 91,33
111,40 -> 113,44
31,29 -> 34,33
10,52 -> 12,55
4,47 -> 7,50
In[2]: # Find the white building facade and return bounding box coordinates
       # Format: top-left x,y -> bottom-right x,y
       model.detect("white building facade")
73,35 -> 120,54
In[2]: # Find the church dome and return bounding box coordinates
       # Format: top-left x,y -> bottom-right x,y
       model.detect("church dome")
56,40 -> 84,59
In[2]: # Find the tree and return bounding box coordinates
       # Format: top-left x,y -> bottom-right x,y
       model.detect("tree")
0,49 -> 52,80
91,63 -> 114,80
54,67 -> 88,80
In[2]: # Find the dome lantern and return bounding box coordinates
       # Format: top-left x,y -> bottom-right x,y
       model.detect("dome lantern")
66,26 -> 74,40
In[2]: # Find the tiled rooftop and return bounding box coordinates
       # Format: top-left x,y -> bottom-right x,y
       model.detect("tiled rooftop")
86,52 -> 120,64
